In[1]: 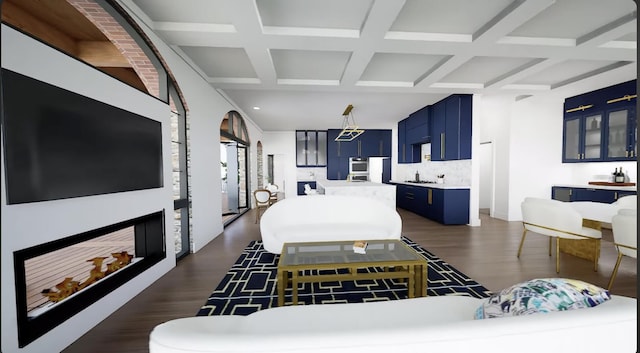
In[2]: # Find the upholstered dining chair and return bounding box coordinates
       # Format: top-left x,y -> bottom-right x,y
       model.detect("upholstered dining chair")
518,197 -> 602,273
613,195 -> 637,209
253,189 -> 271,224
607,208 -> 637,290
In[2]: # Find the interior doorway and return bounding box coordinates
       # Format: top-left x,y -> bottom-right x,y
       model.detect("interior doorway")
220,111 -> 250,225
479,141 -> 494,216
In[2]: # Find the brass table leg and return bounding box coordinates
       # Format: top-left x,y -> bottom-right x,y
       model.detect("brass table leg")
292,270 -> 299,305
277,269 -> 287,306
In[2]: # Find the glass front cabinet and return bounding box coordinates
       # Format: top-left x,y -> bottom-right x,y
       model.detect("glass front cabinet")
562,80 -> 636,163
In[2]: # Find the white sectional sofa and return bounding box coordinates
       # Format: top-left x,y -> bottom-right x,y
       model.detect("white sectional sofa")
259,195 -> 402,254
149,295 -> 637,353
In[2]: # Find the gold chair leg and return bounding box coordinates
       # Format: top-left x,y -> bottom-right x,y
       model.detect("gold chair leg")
607,253 -> 623,290
594,239 -> 600,272
555,238 -> 560,273
517,229 -> 527,258
548,237 -> 552,256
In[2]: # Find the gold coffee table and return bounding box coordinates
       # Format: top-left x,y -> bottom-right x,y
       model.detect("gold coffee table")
276,239 -> 428,306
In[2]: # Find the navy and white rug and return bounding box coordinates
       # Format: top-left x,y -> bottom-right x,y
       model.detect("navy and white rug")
197,237 -> 492,316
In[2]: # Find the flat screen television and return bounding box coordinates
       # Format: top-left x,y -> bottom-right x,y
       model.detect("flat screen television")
1,68 -> 163,204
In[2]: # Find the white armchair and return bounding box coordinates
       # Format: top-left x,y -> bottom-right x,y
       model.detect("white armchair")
607,208 -> 637,290
518,197 -> 602,273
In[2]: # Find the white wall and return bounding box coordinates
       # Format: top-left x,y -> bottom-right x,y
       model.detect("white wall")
1,25 -> 175,353
132,14 -> 263,252
482,64 -> 637,221
261,132 -> 298,198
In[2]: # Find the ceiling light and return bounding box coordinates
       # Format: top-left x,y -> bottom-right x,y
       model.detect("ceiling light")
335,104 -> 364,142
253,106 -> 260,110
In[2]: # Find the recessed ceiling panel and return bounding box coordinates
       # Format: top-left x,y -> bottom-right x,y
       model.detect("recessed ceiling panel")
508,0 -> 637,38
271,49 -> 350,80
180,47 -> 256,78
390,0 -> 513,34
132,0 -> 232,23
516,60 -> 620,86
360,53 -> 447,82
441,56 -> 535,84
257,0 -> 372,29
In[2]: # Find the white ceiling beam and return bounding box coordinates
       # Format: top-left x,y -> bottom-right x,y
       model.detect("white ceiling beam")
473,0 -> 556,43
340,0 -> 406,87
577,12 -> 637,48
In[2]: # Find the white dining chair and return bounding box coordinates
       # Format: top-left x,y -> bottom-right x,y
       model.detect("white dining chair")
607,208 -> 637,290
613,195 -> 637,210
518,197 -> 602,273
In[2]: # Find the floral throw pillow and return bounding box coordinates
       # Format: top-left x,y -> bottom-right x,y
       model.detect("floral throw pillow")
474,278 -> 611,319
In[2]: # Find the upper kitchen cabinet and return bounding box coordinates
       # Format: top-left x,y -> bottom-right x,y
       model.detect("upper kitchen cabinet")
326,129 -> 391,180
398,118 -> 421,164
430,94 -> 472,161
397,105 -> 430,164
296,130 -> 327,167
562,80 -> 636,163
405,106 -> 430,145
327,129 -> 391,158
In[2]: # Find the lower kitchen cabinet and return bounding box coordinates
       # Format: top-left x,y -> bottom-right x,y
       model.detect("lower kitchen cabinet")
396,184 -> 469,225
551,186 -> 636,203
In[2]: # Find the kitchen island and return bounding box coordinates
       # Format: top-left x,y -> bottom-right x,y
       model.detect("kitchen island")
316,179 -> 396,209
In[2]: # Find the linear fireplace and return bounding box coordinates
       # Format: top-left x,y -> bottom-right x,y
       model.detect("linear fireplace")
13,211 -> 166,347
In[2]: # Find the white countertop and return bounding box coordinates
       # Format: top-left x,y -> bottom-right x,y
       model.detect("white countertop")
390,180 -> 471,190
316,179 -> 394,188
554,184 -> 637,192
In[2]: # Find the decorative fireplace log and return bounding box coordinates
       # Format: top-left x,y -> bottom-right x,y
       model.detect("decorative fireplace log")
41,277 -> 80,303
41,252 -> 134,303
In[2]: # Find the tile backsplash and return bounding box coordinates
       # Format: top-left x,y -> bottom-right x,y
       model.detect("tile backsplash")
396,159 -> 471,185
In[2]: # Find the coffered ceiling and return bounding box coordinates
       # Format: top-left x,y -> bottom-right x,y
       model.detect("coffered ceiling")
118,1 -> 637,130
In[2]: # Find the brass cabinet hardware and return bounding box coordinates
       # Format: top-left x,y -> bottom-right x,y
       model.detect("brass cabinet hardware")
607,94 -> 637,104
569,189 -> 572,196
440,133 -> 445,159
615,192 -> 618,200
427,189 -> 432,204
565,104 -> 593,113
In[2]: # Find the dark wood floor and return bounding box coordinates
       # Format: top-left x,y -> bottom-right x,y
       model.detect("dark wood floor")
63,208 -> 637,353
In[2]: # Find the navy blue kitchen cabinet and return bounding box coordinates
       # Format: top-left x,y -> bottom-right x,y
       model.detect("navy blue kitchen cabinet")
296,130 -> 327,167
327,129 -> 391,179
562,80 -> 636,162
326,156 -> 349,180
406,106 -> 430,145
551,186 -> 636,203
395,183 -> 470,225
397,117 -> 422,164
431,94 -> 472,161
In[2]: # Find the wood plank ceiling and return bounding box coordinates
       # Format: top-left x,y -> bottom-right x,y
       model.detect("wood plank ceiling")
2,0 -> 148,92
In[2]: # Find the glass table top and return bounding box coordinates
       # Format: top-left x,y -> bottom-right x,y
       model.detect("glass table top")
279,239 -> 424,266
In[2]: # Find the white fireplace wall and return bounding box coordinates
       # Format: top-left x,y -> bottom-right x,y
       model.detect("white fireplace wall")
1,25 -> 175,353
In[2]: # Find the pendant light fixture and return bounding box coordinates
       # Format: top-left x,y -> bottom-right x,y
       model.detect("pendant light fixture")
334,104 -> 364,142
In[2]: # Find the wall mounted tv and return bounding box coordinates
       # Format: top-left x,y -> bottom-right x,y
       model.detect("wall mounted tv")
1,68 -> 163,204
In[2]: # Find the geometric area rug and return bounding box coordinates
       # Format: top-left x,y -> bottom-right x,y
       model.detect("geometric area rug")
196,236 -> 492,316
